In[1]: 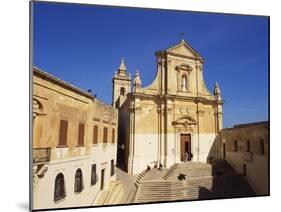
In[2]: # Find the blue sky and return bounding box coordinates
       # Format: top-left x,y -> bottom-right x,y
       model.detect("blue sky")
33,2 -> 269,128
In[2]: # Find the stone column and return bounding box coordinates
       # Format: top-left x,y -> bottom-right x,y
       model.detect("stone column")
197,108 -> 205,162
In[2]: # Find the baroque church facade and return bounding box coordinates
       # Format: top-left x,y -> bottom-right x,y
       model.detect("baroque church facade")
113,39 -> 223,174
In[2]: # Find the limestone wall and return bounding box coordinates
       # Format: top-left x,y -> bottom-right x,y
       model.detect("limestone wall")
116,40 -> 223,175
220,122 -> 269,195
32,67 -> 118,209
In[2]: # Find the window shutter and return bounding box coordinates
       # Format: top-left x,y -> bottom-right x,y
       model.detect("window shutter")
112,128 -> 115,143
103,127 -> 108,143
247,140 -> 250,152
260,139 -> 265,154
78,123 -> 85,146
93,125 -> 98,144
234,140 -> 238,152
59,120 -> 68,146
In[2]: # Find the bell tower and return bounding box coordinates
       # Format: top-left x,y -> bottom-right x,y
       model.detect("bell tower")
112,57 -> 131,108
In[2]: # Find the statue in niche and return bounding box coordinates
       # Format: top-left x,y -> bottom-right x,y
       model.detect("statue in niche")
181,75 -> 187,92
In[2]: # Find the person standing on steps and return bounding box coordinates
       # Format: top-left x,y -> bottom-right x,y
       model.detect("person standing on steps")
146,165 -> 151,171
154,161 -> 158,169
159,163 -> 163,171
184,152 -> 189,162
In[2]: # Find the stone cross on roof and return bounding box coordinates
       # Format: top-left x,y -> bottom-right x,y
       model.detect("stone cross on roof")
180,32 -> 185,42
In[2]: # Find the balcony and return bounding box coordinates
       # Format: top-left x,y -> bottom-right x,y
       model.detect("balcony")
33,147 -> 51,164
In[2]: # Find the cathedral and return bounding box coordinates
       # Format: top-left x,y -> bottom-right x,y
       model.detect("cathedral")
113,39 -> 223,175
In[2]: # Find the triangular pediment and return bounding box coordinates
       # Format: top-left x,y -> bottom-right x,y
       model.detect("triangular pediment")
167,40 -> 201,58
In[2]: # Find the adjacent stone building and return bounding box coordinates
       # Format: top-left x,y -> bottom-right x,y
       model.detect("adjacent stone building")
220,121 -> 269,195
32,67 -> 118,209
113,39 -> 224,174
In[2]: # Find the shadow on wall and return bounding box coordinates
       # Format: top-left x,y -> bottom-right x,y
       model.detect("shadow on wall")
197,159 -> 256,200
197,134 -> 256,200
116,108 -> 127,173
206,134 -> 221,164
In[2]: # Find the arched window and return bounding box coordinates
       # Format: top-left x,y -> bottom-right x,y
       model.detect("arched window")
74,169 -> 84,193
54,173 -> 66,201
181,75 -> 188,92
120,87 -> 125,96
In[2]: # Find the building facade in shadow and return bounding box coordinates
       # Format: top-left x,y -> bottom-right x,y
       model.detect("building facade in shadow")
219,121 -> 269,195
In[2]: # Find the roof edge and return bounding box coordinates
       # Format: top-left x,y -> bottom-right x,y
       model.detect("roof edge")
33,66 -> 95,100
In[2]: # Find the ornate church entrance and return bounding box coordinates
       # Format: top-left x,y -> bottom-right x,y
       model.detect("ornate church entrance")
180,134 -> 191,161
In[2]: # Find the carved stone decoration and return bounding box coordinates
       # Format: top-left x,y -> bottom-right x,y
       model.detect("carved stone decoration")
157,104 -> 165,114
214,111 -> 223,116
179,108 -> 184,114
197,110 -> 205,116
175,63 -> 193,73
183,121 -> 189,128
172,115 -> 197,128
178,108 -> 190,115
167,106 -> 173,114
129,105 -> 142,113
196,63 -> 203,72
33,98 -> 46,117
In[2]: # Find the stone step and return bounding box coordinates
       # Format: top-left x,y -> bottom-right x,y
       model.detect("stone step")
94,190 -> 110,205
134,161 -> 255,203
104,183 -> 123,204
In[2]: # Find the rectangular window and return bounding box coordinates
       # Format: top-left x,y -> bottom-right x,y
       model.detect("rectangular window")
103,127 -> 108,143
260,139 -> 265,155
234,140 -> 238,152
58,120 -> 68,146
91,164 -> 97,185
246,139 -> 250,152
110,159 -> 115,176
78,123 -> 85,146
93,125 -> 98,144
243,164 -> 247,176
111,128 -> 115,143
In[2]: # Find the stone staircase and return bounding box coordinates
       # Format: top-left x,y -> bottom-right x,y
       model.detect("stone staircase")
117,185 -> 138,204
163,163 -> 179,180
94,190 -> 110,205
133,161 -> 255,203
166,162 -> 213,181
138,168 -> 166,182
93,181 -> 123,205
135,169 -> 150,185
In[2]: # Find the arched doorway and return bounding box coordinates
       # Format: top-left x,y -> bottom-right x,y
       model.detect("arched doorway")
172,115 -> 197,162
180,133 -> 191,161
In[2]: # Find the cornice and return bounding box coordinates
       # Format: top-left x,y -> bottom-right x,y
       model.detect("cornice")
130,92 -> 223,105
33,67 -> 95,100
